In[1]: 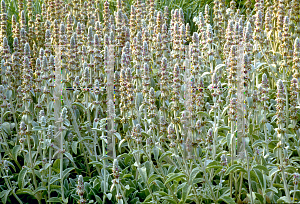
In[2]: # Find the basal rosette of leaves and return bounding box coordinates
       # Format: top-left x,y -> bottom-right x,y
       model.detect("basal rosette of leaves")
0,0 -> 300,204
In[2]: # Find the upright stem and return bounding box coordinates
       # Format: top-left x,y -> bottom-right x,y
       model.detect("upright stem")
278,123 -> 291,202
102,131 -> 107,203
85,92 -> 91,126
213,105 -> 217,160
246,153 -> 253,204
238,172 -> 243,201
48,146 -> 53,200
60,121 -> 64,202
293,184 -> 297,203
230,121 -> 234,197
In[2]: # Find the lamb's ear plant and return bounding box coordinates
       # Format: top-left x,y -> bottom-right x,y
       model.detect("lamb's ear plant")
261,73 -> 270,155
276,79 -> 292,203
2,0 -> 300,203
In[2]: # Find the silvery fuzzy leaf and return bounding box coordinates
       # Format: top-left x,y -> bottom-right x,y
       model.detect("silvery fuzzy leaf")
271,115 -> 277,123
106,193 -> 112,200
64,119 -> 70,127
5,90 -> 12,99
2,122 -> 11,135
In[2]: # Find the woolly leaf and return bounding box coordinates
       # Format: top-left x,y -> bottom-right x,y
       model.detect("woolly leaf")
165,173 -> 186,185
218,196 -> 235,204
0,189 -> 11,204
18,166 -> 29,189
47,197 -> 62,203
12,145 -> 21,161
138,167 -> 147,183
225,164 -> 247,175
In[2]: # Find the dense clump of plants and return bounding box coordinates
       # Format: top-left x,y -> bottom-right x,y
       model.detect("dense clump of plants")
0,0 -> 300,203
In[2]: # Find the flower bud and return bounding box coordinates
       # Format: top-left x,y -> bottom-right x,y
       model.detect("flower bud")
61,107 -> 68,119
221,154 -> 227,166
262,73 -> 268,87
24,43 -> 30,56
40,116 -> 46,127
20,121 -> 26,131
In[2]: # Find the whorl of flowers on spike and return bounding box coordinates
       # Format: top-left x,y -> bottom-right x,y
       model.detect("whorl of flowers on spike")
276,79 -> 286,128
171,64 -> 181,111
242,53 -> 251,96
260,73 -> 269,110
160,57 -> 169,102
204,4 -> 210,25
289,78 -> 299,121
227,45 -> 238,97
276,0 -> 285,32
253,10 -> 263,42
76,175 -> 86,204
0,0 -> 7,42
293,38 -> 300,79
281,16 -> 292,59
196,77 -> 205,111
233,21 -> 240,47
243,22 -> 253,59
148,87 -> 157,118
167,125 -> 176,145
224,20 -> 234,57
126,68 -> 136,113
265,10 -> 272,34
119,69 -> 128,122
142,41 -> 150,64
172,22 -> 181,60
228,97 -> 237,122
103,1 -> 111,33
142,63 -> 150,106
191,32 -> 200,76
